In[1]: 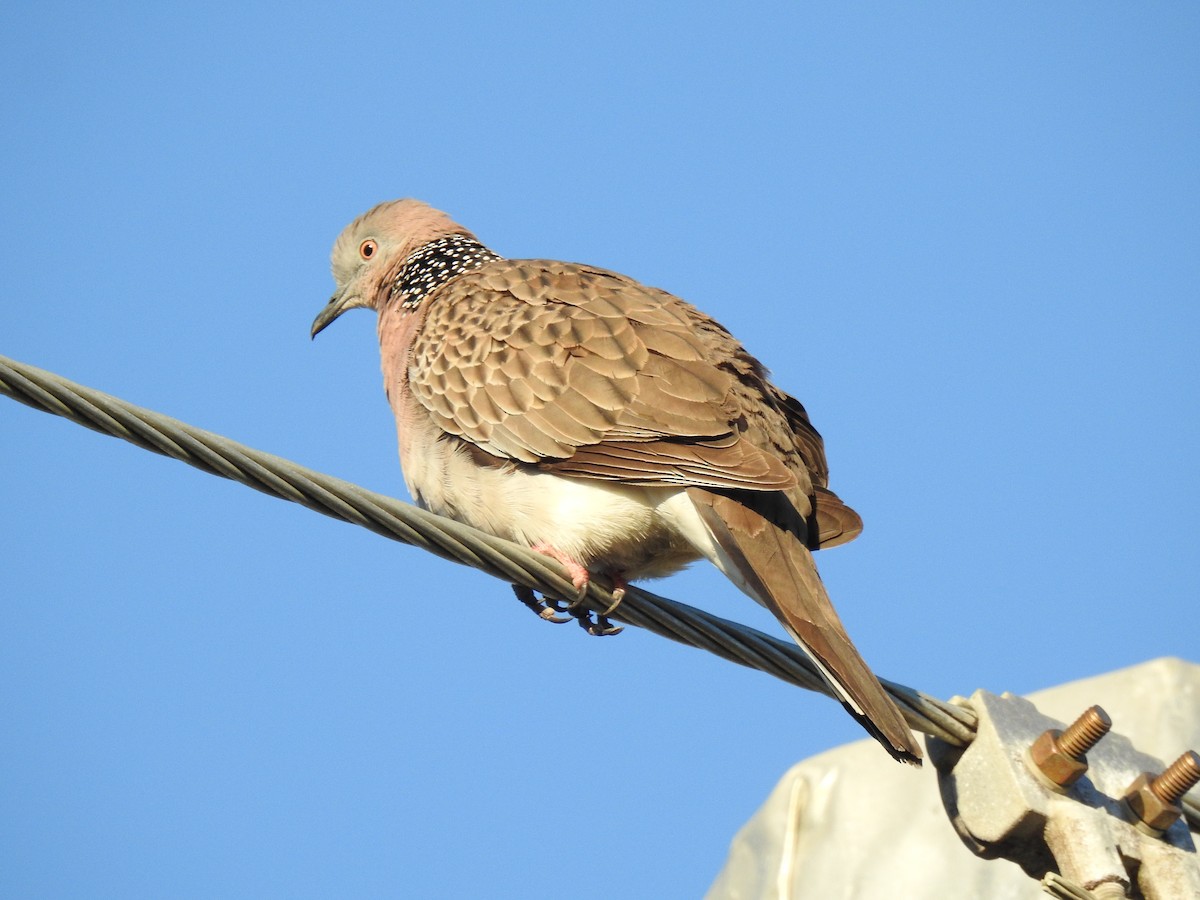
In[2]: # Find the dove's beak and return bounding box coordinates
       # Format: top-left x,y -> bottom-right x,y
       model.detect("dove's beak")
310,290 -> 355,339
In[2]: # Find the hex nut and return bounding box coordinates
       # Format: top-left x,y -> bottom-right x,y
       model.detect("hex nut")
1123,772 -> 1182,833
1028,729 -> 1088,788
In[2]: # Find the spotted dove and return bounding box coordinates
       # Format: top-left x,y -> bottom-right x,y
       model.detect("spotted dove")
311,199 -> 921,765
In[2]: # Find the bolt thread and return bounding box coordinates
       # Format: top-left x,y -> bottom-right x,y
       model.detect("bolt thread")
1150,750 -> 1200,804
1057,705 -> 1112,758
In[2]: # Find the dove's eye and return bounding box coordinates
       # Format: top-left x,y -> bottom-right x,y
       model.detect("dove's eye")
359,239 -> 378,260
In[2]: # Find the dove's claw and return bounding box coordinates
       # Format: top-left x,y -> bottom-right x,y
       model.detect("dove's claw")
567,604 -> 624,637
600,583 -> 627,616
583,580 -> 626,635
512,584 -> 571,624
588,616 -> 625,637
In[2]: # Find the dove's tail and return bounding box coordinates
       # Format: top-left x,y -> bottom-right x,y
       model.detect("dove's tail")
684,487 -> 922,765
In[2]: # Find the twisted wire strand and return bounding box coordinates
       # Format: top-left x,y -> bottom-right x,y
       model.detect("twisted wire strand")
2,352 -> 975,746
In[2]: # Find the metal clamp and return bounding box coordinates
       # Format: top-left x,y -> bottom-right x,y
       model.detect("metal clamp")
929,690 -> 1199,899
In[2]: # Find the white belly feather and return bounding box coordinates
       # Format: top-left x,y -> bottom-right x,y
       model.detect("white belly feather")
400,436 -> 714,581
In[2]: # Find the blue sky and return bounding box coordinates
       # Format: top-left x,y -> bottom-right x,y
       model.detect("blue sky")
2,4 -> 1197,897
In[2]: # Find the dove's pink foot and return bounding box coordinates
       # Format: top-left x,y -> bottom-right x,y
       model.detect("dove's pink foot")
526,543 -> 626,637
531,542 -> 591,603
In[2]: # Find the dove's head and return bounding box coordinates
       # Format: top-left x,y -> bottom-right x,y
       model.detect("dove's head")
311,198 -> 473,338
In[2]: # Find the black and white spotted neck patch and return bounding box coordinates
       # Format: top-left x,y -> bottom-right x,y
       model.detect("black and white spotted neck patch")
392,234 -> 500,308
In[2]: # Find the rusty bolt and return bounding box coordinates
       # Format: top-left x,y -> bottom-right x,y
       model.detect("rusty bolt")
1124,750 -> 1200,834
1149,750 -> 1200,804
1027,705 -> 1111,789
